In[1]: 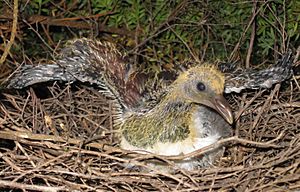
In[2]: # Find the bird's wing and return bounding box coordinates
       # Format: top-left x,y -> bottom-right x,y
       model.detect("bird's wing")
6,38 -> 146,109
56,38 -> 147,109
6,64 -> 76,89
224,52 -> 293,94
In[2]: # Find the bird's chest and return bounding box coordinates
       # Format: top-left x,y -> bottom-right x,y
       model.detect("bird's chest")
191,105 -> 232,138
152,105 -> 231,154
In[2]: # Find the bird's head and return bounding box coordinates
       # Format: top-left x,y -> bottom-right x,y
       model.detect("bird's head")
170,64 -> 233,124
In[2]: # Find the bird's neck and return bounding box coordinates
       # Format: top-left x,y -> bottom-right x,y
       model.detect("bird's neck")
155,95 -> 191,118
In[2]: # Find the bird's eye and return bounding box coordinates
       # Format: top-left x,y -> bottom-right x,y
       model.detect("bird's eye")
196,82 -> 206,91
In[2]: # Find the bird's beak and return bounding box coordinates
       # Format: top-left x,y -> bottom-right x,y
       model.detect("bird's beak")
204,95 -> 234,124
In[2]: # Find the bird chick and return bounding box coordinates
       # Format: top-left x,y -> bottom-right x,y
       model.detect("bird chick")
120,65 -> 233,170
6,38 -> 293,171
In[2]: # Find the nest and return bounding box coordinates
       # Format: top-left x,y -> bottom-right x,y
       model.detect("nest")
0,76 -> 299,191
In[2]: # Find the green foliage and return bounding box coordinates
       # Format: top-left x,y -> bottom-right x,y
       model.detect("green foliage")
26,0 -> 52,15
90,0 -> 299,62
20,0 -> 300,65
255,0 -> 300,55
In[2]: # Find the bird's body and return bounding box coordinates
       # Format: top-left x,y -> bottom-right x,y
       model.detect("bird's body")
6,38 -> 293,171
119,65 -> 233,170
121,105 -> 231,170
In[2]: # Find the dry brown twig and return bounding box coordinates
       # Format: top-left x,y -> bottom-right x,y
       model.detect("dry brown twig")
0,0 -> 18,65
0,180 -> 66,192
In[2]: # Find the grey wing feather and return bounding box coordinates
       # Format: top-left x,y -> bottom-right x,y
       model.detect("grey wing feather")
224,51 -> 293,93
5,38 -> 144,111
6,39 -> 120,91
6,64 -> 76,89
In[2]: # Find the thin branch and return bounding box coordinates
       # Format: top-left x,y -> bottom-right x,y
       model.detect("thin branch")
0,180 -> 65,192
0,0 -> 18,64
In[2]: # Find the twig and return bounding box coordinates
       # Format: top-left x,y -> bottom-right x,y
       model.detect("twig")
245,0 -> 257,68
0,152 -> 22,172
0,180 -> 66,192
235,90 -> 264,120
168,23 -> 198,62
27,15 -> 135,38
0,129 -> 119,152
0,0 -> 18,64
131,135 -> 282,161
229,2 -> 266,61
251,84 -> 280,132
